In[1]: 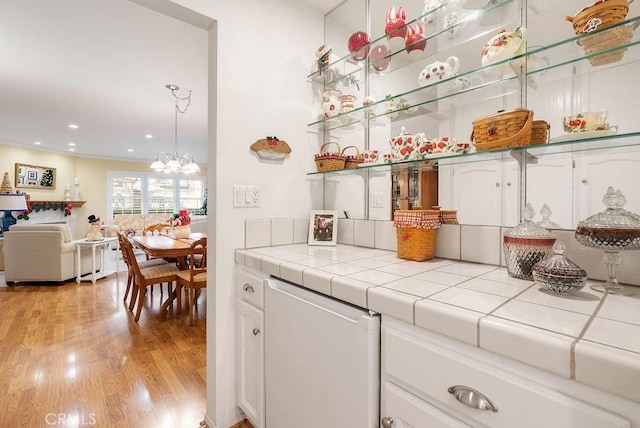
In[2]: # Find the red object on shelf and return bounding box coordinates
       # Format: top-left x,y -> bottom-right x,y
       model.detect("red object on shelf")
369,44 -> 391,72
385,6 -> 407,41
405,23 -> 426,55
348,31 -> 370,61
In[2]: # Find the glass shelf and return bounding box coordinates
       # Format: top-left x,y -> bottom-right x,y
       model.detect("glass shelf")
307,0 -> 516,87
307,131 -> 640,176
308,16 -> 640,130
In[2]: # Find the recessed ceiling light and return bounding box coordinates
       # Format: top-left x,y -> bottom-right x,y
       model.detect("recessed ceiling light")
34,141 -> 41,145
69,148 -> 75,152
69,124 -> 78,129
145,134 -> 153,139
68,142 -> 76,146
127,149 -> 134,152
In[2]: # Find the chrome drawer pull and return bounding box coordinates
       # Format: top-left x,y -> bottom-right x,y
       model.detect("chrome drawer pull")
381,416 -> 394,428
448,385 -> 498,413
243,283 -> 255,293
252,328 -> 261,336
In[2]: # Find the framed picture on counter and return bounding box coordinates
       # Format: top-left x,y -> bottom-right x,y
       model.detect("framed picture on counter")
308,210 -> 338,246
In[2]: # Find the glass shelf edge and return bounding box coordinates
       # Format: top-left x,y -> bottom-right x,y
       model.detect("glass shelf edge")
307,131 -> 640,175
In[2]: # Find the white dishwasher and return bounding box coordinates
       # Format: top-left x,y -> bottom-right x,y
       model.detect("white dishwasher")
265,277 -> 380,428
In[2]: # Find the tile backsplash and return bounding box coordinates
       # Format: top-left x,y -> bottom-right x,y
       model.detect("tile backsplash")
244,219 -> 640,286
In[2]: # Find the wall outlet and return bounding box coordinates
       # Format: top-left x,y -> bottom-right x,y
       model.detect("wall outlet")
233,185 -> 260,208
246,186 -> 260,207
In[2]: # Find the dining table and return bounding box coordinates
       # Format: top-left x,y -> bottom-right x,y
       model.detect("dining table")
130,232 -> 206,318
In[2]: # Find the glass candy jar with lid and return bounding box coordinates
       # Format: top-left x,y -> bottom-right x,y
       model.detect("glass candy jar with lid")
532,241 -> 587,295
503,203 -> 556,280
575,187 -> 640,295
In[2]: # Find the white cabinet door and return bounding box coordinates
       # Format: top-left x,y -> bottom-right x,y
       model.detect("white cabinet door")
238,300 -> 264,428
526,153 -> 574,229
574,149 -> 640,226
452,161 -> 503,226
381,381 -> 472,428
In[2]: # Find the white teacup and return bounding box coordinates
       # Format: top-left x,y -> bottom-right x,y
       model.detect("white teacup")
453,74 -> 484,91
562,111 -> 611,133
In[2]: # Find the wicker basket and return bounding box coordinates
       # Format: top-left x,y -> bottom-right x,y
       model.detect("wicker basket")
471,109 -> 533,152
431,206 -> 459,225
341,145 -> 365,169
581,24 -> 633,66
393,209 -> 440,261
531,120 -> 550,145
566,0 -> 629,35
315,142 -> 346,172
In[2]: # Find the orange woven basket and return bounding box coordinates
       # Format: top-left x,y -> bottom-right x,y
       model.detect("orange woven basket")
581,25 -> 633,66
315,142 -> 346,172
567,0 -> 632,66
393,209 -> 440,261
566,0 -> 629,35
471,109 -> 533,152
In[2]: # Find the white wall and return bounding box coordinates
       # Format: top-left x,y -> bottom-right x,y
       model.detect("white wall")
167,1 -> 324,427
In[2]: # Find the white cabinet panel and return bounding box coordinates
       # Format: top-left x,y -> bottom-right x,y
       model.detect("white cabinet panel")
237,268 -> 265,309
574,150 -> 640,226
526,153 -> 574,229
452,162 -> 503,226
238,299 -> 264,428
382,319 -> 631,428
381,381 -> 472,428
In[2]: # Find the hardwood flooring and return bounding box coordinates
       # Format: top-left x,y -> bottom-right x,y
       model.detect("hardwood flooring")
0,271 -> 207,428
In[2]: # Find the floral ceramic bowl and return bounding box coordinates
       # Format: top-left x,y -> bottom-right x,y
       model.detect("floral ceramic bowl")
562,110 -> 610,133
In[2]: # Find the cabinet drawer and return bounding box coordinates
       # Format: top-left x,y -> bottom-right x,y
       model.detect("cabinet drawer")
382,380 -> 472,428
237,269 -> 265,309
382,320 -> 630,428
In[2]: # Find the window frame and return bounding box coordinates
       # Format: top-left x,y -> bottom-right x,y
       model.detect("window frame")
107,170 -> 206,220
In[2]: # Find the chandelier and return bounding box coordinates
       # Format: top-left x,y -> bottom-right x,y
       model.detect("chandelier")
150,84 -> 200,174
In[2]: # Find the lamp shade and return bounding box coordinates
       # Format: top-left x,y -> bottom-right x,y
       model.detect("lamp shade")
0,194 -> 27,211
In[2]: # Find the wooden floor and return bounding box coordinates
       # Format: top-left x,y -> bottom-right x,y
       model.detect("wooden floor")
0,271 -> 207,428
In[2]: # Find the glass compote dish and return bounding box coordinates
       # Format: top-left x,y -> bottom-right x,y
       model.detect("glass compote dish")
575,187 -> 640,295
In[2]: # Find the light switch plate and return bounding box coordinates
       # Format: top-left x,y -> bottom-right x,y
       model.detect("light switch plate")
233,185 -> 260,208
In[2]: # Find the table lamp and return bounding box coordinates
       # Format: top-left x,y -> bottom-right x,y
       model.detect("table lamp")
0,193 -> 28,235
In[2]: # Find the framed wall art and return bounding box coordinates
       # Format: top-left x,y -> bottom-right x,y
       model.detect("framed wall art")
15,163 -> 57,190
308,210 -> 338,246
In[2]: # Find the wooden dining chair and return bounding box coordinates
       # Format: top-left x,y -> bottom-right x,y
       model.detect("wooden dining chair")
117,232 -> 169,311
120,236 -> 180,322
176,237 -> 207,326
141,223 -> 175,295
143,223 -> 170,236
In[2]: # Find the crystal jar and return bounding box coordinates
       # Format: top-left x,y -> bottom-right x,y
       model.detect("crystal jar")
503,204 -> 556,280
532,241 -> 587,295
575,187 -> 640,294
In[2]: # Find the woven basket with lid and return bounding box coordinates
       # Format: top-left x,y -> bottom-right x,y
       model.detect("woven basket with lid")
471,109 -> 533,152
393,209 -> 440,261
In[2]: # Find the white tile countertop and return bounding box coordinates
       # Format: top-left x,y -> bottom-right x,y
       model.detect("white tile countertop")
235,243 -> 640,405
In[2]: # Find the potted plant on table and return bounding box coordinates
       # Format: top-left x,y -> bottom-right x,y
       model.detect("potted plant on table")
169,208 -> 192,239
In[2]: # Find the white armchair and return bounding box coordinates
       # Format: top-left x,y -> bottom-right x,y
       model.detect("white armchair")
3,223 -> 99,285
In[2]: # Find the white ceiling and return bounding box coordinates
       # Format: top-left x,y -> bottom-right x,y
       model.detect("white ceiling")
0,0 -> 209,165
0,0 -> 339,167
